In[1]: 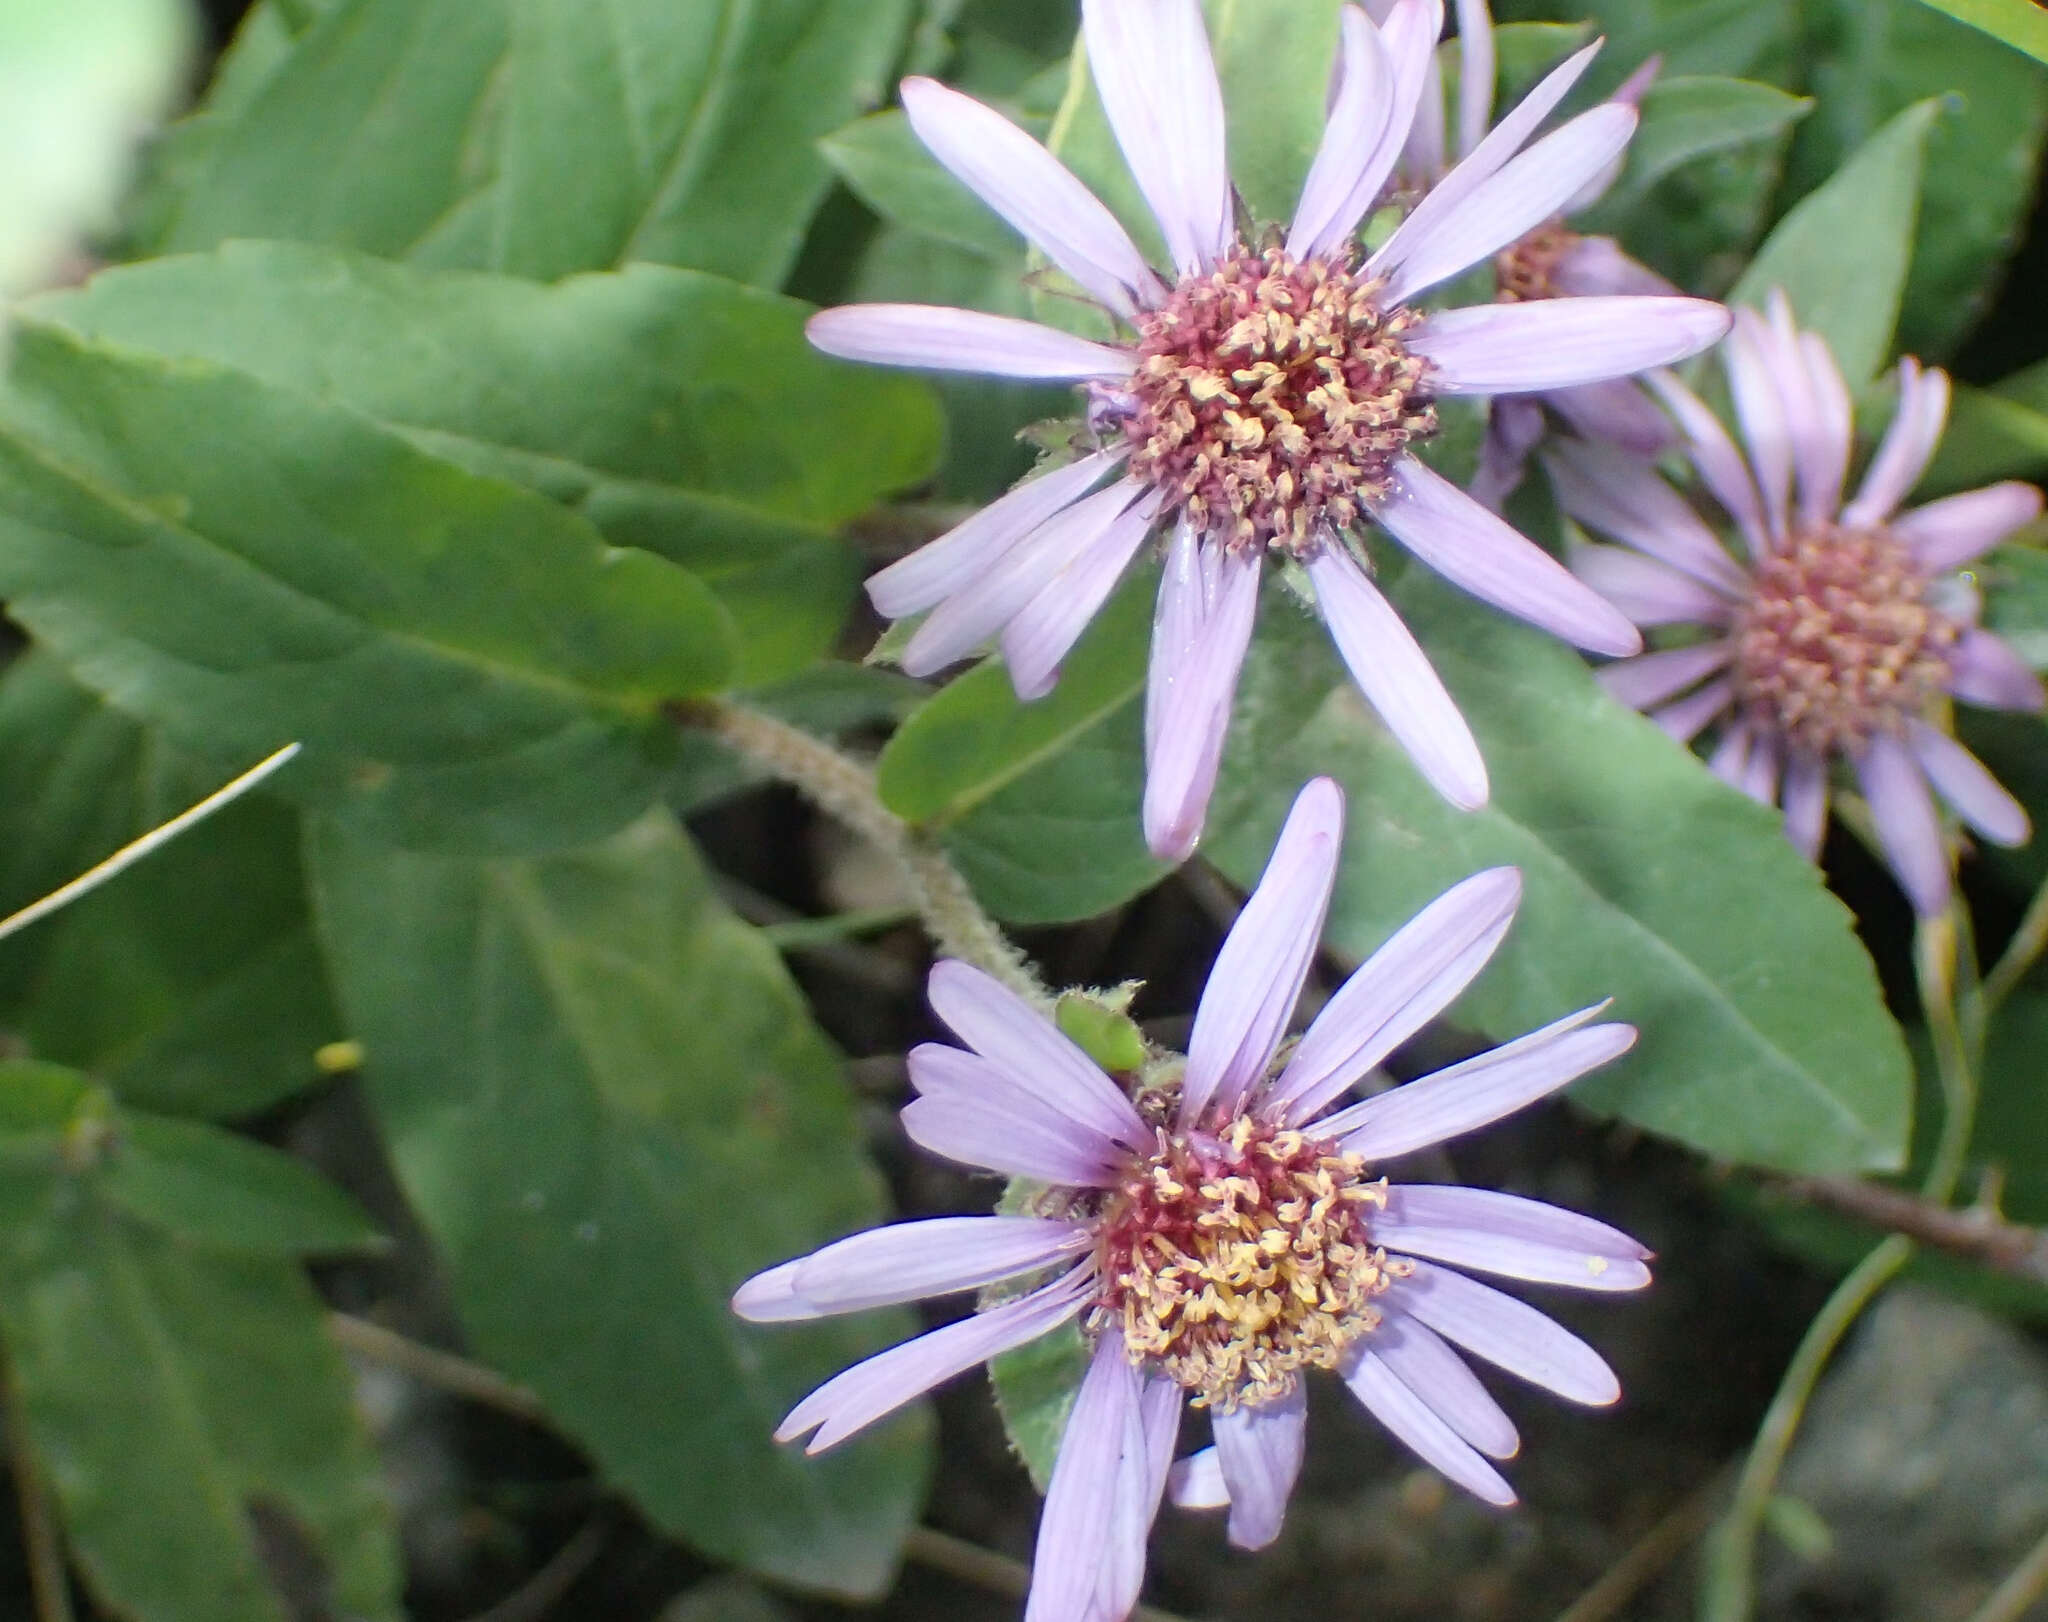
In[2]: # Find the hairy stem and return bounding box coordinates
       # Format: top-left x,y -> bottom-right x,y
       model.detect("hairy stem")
679,700 -> 1047,1004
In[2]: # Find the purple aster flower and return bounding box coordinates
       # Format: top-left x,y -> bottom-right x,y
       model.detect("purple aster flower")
1555,294 -> 2046,917
809,0 -> 1730,860
1377,0 -> 1674,506
733,777 -> 1646,1620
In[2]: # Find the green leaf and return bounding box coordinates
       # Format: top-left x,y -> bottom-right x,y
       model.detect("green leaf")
142,0 -> 916,289
848,225 -> 1066,503
34,245 -> 942,683
1920,383 -> 2048,495
0,0 -> 191,303
1588,77 -> 1812,208
1982,546 -> 2048,671
307,809 -> 931,1596
1728,98 -> 1941,386
1911,0 -> 2048,64
988,1319 -> 1086,1491
0,1062 -> 401,1622
1780,0 -> 2048,358
822,111 -> 1024,262
878,576 -> 1150,825
1497,0 -> 1797,88
0,319 -> 737,853
1201,577 -> 1913,1175
101,1113 -> 381,1255
874,572 -> 1173,924
0,653 -> 344,1119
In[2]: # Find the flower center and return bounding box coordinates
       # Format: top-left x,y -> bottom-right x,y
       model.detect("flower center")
1092,1113 -> 1391,1409
1109,242 -> 1436,556
1494,220 -> 1579,303
1731,522 -> 1960,754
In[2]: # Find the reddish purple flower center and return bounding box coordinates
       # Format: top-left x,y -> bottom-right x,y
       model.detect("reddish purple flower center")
1091,1112 -> 1391,1408
1494,219 -> 1580,303
1732,522 -> 1959,754
1114,242 -> 1436,558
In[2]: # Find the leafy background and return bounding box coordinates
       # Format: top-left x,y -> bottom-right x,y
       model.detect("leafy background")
0,0 -> 2043,1617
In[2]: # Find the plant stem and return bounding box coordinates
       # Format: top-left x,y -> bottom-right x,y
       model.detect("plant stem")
1917,907 -> 1978,1208
1553,1475 -> 1723,1622
1767,1175 -> 2048,1284
679,700 -> 1047,1005
1696,1234 -> 1914,1622
328,1314 -> 550,1425
3,1384 -> 73,1622
1962,1519 -> 2048,1622
1983,869 -> 2048,1014
1701,907 -> 1982,1621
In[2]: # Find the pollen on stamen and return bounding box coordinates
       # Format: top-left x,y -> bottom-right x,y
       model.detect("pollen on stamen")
1106,241 -> 1437,558
1091,1112 -> 1393,1410
1732,522 -> 1960,755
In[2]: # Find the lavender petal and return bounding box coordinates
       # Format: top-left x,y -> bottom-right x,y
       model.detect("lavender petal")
1096,1375 -> 1182,1621
1326,1006 -> 1637,1160
1213,1384 -> 1308,1550
1948,627 -> 2048,712
1267,867 -> 1522,1124
902,1090 -> 1126,1185
1720,309 -> 1793,544
1795,328 -> 1854,525
1306,544 -> 1490,810
1143,524 -> 1263,862
1895,482 -> 2046,574
1370,1313 -> 1520,1459
1392,1258 -> 1622,1404
926,960 -> 1149,1147
1643,368 -> 1769,558
1706,721 -> 1751,793
1544,439 -> 1750,596
1377,102 -> 1638,306
1546,377 -> 1675,457
1651,677 -> 1734,742
1842,358 -> 1951,528
1739,727 -> 1782,808
902,76 -> 1162,319
868,451 -> 1125,620
1596,642 -> 1731,711
1345,1348 -> 1518,1504
1081,0 -> 1232,277
1385,1185 -> 1651,1261
1371,41 -> 1601,284
1454,0 -> 1496,159
1001,486 -> 1164,699
1374,1206 -> 1653,1292
1289,5 -> 1397,258
1412,298 -> 1730,395
1854,731 -> 1952,919
776,1265 -> 1094,1451
1782,751 -> 1829,860
1167,1447 -> 1230,1509
806,304 -> 1132,379
1568,537 -> 1736,629
1024,1332 -> 1146,1622
1908,722 -> 2031,847
903,479 -> 1149,677
734,1216 -> 1089,1322
1552,236 -> 1677,298
1381,456 -> 1643,654
1179,776 -> 1343,1126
